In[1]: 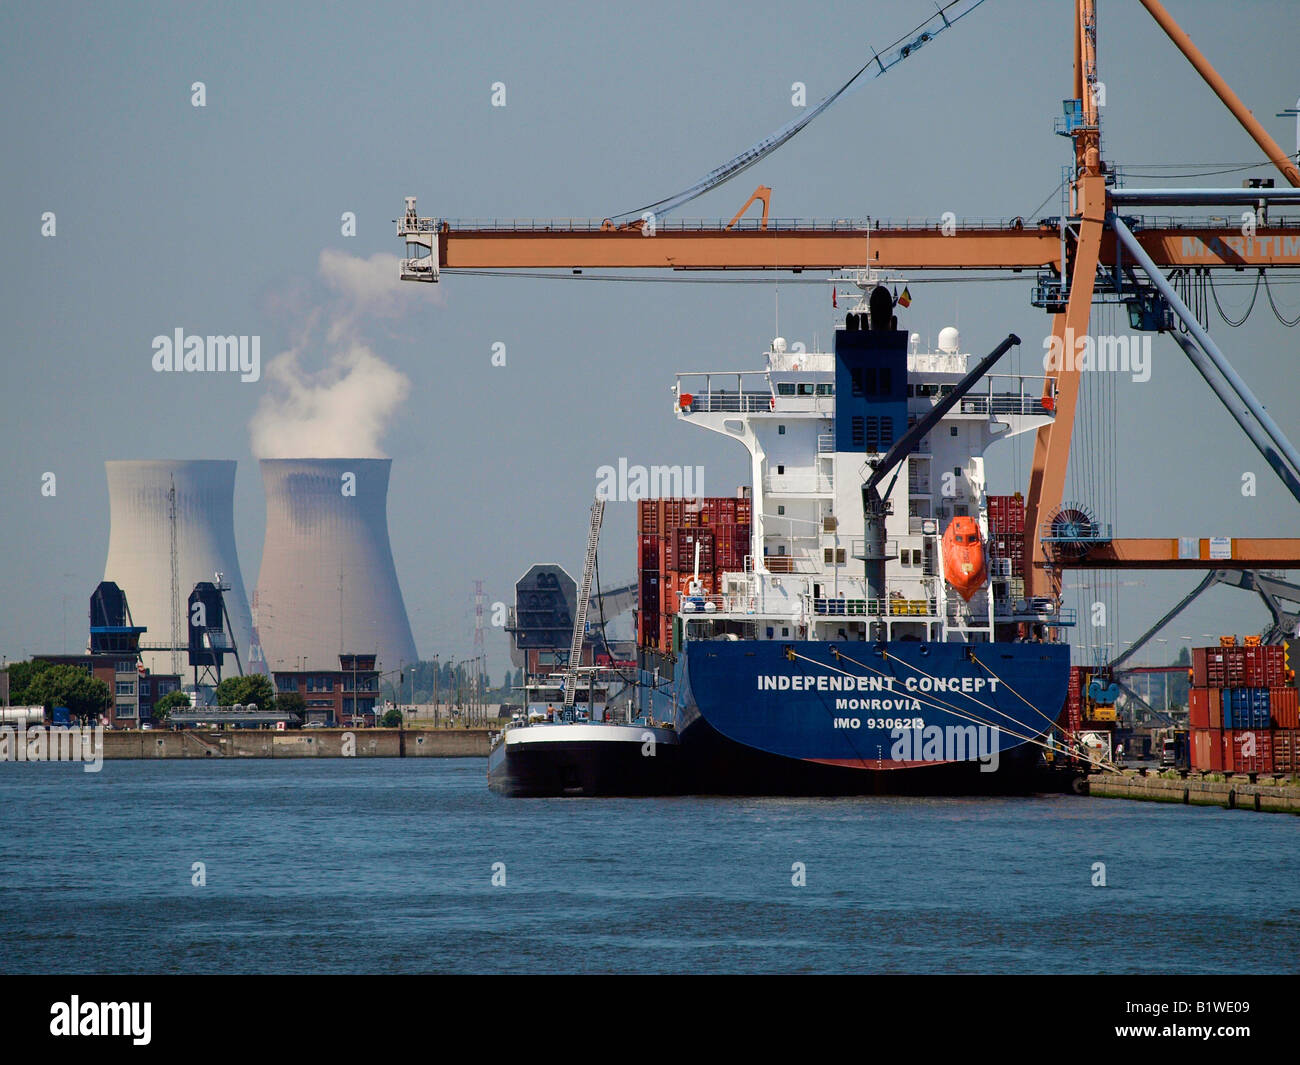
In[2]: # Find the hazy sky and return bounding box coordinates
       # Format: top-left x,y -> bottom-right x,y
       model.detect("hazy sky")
3,0 -> 1299,677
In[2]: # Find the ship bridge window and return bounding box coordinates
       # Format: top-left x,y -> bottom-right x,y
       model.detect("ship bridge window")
797,383 -> 815,396
917,383 -> 939,398
816,383 -> 834,395
777,383 -> 796,396
940,384 -> 955,397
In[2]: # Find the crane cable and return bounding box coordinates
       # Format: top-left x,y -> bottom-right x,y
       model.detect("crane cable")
1263,271 -> 1300,327
612,0 -> 991,222
1208,269 -> 1262,327
786,647 -> 1041,764
824,646 -> 1119,772
798,643 -> 1114,771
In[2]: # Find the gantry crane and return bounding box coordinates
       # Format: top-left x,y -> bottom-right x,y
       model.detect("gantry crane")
398,0 -> 1300,607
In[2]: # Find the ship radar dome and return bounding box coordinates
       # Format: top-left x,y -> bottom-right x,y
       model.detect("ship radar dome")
772,337 -> 787,354
937,326 -> 960,354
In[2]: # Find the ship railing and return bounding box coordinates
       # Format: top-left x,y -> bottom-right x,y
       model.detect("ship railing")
993,604 -> 1079,627
958,393 -> 1055,416
677,594 -> 729,615
915,373 -> 1056,418
808,596 -> 939,617
674,371 -> 776,414
817,433 -> 835,453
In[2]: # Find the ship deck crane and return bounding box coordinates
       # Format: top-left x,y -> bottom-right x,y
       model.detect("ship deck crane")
398,0 -> 1300,603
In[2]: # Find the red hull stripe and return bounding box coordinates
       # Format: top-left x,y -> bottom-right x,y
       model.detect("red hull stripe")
805,757 -> 956,770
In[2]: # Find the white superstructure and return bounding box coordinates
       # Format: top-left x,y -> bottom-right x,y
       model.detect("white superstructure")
669,279 -> 1073,645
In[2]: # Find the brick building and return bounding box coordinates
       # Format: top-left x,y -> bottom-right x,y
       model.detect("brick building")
273,652 -> 380,726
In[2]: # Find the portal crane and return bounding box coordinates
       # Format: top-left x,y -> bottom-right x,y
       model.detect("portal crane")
398,0 -> 1300,607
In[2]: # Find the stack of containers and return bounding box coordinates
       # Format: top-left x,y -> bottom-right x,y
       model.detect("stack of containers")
1187,640 -> 1296,774
986,494 -> 1027,579
637,531 -> 660,648
637,495 -> 752,651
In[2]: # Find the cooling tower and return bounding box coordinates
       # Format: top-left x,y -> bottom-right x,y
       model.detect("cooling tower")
254,459 -> 418,673
103,460 -> 255,677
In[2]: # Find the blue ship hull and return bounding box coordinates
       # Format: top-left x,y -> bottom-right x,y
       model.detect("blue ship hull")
646,639 -> 1071,795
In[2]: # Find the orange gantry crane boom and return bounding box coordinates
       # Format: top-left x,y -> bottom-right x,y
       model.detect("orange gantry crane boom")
399,0 -> 1300,601
400,214 -> 1300,273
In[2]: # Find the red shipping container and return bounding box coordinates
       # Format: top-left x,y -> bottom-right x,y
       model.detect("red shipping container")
1208,687 -> 1222,729
1189,688 -> 1210,729
1273,730 -> 1297,773
1193,647 -> 1234,687
1191,729 -> 1224,772
637,499 -> 656,535
638,534 -> 660,572
1223,729 -> 1274,773
1262,645 -> 1286,687
1270,686 -> 1299,729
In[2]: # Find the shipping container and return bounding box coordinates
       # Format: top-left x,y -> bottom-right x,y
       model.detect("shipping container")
1191,728 -> 1224,772
1273,729 -> 1298,773
638,533 -> 660,572
986,494 -> 1026,536
1271,686 -> 1299,729
1223,729 -> 1274,774
1189,688 -> 1210,729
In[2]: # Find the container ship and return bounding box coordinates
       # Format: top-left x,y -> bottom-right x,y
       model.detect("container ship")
637,273 -> 1077,794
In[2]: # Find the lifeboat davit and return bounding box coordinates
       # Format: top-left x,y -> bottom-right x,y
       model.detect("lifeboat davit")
941,516 -> 987,602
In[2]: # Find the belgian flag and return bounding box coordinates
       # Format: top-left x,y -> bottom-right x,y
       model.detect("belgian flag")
897,286 -> 912,308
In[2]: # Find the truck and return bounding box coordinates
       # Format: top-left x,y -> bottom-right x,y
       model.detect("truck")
1159,729 -> 1190,770
0,706 -> 45,726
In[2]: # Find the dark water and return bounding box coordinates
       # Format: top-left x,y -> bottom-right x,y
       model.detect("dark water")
1,760 -> 1296,974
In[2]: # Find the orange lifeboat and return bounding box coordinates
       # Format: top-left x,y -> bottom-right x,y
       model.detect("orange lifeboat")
941,516 -> 987,601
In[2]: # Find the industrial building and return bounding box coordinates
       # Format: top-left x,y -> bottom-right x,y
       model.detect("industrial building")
273,652 -> 381,726
34,581 -> 181,726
